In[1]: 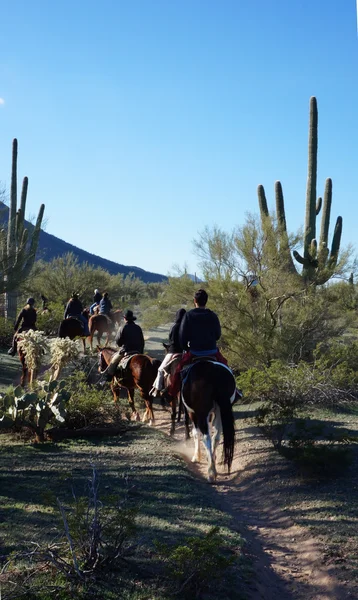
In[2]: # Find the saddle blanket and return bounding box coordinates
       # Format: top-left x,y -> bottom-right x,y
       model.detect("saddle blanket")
181,360 -> 236,402
118,352 -> 138,370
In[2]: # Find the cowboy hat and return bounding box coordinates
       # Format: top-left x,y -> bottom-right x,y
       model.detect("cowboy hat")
123,309 -> 136,321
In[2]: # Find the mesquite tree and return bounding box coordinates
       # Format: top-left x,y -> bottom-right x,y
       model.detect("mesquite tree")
257,97 -> 342,286
1,138 -> 45,318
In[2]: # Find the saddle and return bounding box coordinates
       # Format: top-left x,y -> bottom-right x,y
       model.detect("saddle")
118,352 -> 138,371
67,315 -> 84,329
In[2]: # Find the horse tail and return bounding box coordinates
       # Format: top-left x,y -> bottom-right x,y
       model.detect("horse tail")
216,384 -> 235,473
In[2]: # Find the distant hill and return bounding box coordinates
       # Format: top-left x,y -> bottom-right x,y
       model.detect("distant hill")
0,202 -> 167,283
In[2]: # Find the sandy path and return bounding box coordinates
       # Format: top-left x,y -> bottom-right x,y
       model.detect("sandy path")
146,326 -> 350,600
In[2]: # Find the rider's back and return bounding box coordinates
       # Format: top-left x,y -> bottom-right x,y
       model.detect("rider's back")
179,308 -> 221,352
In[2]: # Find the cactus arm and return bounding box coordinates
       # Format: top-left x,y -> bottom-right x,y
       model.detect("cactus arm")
327,216 -> 342,269
316,197 -> 322,215
22,203 -> 45,277
319,178 -> 332,249
257,185 -> 269,219
275,181 -> 298,274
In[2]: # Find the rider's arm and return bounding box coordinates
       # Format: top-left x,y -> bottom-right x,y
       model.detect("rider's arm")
115,325 -> 125,347
139,328 -> 145,353
214,313 -> 221,341
14,310 -> 24,331
178,314 -> 189,350
64,302 -> 70,319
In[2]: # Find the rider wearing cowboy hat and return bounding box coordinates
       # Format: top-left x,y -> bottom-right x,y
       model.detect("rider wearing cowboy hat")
101,309 -> 144,381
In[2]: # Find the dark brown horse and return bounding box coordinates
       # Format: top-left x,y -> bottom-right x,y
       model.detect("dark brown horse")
181,360 -> 236,482
89,310 -> 122,351
58,309 -> 90,352
98,347 -> 160,425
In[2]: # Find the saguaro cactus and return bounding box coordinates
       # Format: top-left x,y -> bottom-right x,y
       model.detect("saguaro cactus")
258,97 -> 342,286
1,138 -> 45,318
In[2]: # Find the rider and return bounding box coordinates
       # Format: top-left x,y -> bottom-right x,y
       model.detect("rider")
90,289 -> 102,315
8,297 -> 37,356
150,308 -> 186,397
101,309 -> 144,381
99,291 -> 113,323
64,292 -> 90,336
168,289 -> 232,397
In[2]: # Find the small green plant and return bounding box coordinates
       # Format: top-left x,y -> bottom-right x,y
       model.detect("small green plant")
64,371 -> 121,429
155,527 -> 236,598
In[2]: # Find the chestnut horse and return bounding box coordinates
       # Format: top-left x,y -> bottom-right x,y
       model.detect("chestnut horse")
58,309 -> 90,352
18,347 -> 34,387
89,310 -> 122,351
181,360 -> 236,482
98,347 -> 160,425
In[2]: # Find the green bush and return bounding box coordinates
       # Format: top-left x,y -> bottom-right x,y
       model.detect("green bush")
64,371 -> 121,429
155,527 -> 236,598
36,302 -> 65,336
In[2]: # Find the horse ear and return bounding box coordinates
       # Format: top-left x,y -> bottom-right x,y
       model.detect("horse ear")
96,345 -> 103,352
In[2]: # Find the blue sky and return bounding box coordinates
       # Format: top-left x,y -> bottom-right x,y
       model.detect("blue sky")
0,0 -> 357,277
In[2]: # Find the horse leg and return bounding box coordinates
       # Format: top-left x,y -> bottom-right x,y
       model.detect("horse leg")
184,405 -> 190,441
169,396 -> 176,436
191,416 -> 201,463
202,424 -> 217,483
177,395 -> 182,423
82,337 -> 86,353
21,363 -> 27,387
128,389 -> 140,421
211,406 -> 222,467
141,393 -> 154,426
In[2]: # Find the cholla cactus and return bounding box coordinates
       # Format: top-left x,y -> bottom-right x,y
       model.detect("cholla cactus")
0,380 -> 71,442
17,330 -> 49,376
49,337 -> 80,380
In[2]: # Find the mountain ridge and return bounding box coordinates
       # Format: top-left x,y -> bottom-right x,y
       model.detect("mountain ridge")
0,202 -> 167,283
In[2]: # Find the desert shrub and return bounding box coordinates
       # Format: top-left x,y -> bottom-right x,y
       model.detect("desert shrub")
281,418 -> 355,475
238,357 -> 358,448
155,526 -> 236,598
64,371 -> 120,429
0,468 -> 137,599
36,302 -> 65,336
0,316 -> 14,347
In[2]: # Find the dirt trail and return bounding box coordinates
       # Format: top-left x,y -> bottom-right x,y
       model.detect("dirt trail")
146,326 -> 350,600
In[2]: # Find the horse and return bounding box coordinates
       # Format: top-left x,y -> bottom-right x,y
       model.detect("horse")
159,342 -> 187,436
181,359 -> 236,483
58,309 -> 90,353
89,310 -> 122,351
18,347 -> 32,387
98,347 -> 160,425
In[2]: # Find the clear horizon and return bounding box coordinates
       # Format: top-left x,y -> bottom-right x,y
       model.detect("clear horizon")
1,1 -> 357,278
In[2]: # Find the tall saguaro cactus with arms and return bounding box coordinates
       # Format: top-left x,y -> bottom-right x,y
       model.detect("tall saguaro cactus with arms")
258,97 -> 342,286
1,138 -> 45,319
